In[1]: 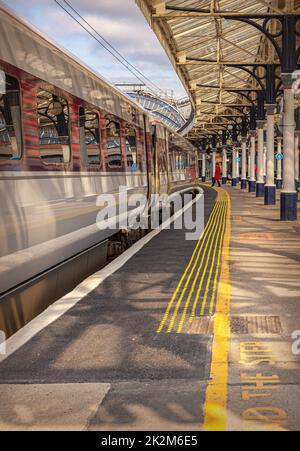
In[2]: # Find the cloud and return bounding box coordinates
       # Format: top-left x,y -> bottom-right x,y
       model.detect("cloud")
64,0 -> 144,20
6,0 -> 187,97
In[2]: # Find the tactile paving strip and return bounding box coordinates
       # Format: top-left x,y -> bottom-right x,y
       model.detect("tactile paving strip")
188,316 -> 214,335
231,316 -> 283,335
157,189 -> 229,334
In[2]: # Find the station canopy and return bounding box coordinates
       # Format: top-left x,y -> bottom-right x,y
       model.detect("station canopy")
136,1 -> 300,142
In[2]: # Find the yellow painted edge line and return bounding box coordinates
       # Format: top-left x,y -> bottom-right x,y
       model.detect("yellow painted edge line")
157,193 -> 220,334
177,200 -> 225,333
208,201 -> 228,316
167,200 -> 222,333
202,189 -> 231,432
199,201 -> 227,316
167,190 -> 224,333
189,201 -> 225,322
188,194 -> 227,323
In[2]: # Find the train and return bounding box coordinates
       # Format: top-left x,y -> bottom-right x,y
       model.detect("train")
0,2 -> 200,337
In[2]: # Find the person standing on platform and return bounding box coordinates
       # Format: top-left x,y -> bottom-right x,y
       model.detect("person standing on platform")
212,163 -> 221,187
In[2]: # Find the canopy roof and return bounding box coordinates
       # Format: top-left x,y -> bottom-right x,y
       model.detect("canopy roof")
136,0 -> 300,141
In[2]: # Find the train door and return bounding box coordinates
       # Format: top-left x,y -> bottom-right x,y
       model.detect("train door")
142,114 -> 152,200
165,128 -> 172,193
150,123 -> 160,194
158,124 -> 168,195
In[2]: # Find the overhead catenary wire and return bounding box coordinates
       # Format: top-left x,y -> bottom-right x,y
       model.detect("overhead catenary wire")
54,0 -> 164,96
60,0 -> 164,93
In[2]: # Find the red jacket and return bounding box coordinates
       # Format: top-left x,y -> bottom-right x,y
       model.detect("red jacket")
215,166 -> 221,181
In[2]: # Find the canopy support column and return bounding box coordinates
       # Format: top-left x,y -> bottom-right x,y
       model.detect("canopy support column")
264,105 -> 276,205
276,137 -> 283,189
256,122 -> 265,197
280,74 -> 297,220
222,148 -> 228,184
232,147 -> 237,186
201,152 -> 206,182
241,139 -> 247,189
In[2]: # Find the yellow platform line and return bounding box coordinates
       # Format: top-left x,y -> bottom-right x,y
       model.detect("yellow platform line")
202,190 -> 231,431
166,195 -> 224,334
208,203 -> 228,316
156,195 -> 220,334
197,201 -> 226,317
199,200 -> 227,316
176,201 -> 225,333
166,201 -> 222,333
189,203 -> 225,323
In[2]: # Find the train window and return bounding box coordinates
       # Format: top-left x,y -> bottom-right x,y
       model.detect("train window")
125,125 -> 137,169
0,71 -> 22,160
79,107 -> 101,165
106,116 -> 122,168
37,88 -> 70,164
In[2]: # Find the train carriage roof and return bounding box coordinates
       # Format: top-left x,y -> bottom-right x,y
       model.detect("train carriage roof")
0,1 -> 196,150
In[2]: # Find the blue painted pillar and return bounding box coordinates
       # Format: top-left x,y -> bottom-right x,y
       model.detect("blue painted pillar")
264,105 -> 276,205
276,138 -> 283,189
281,74 -> 297,221
256,122 -> 265,197
241,138 -> 248,189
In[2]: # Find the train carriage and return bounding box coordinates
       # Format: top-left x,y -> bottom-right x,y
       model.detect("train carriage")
0,1 -> 199,336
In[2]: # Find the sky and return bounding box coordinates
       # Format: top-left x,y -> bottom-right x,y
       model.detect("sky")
5,0 -> 187,98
